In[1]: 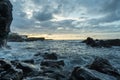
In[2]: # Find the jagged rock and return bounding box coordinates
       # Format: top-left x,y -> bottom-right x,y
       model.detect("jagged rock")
0,59 -> 23,80
88,57 -> 120,79
44,72 -> 65,80
43,53 -> 58,60
69,67 -> 101,80
40,66 -> 65,80
83,37 -> 120,48
41,60 -> 65,68
11,61 -> 38,77
0,0 -> 13,47
82,37 -> 96,47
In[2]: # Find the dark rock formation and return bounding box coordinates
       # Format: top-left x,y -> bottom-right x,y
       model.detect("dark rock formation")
83,37 -> 120,48
11,61 -> 38,77
69,67 -> 101,80
0,59 -> 23,80
0,0 -> 13,47
88,57 -> 120,79
43,53 -> 58,60
41,60 -> 65,68
25,37 -> 45,42
8,33 -> 46,42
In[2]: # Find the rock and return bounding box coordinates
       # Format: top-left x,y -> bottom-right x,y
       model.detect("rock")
22,59 -> 34,64
11,61 -> 38,77
43,53 -> 58,60
83,37 -> 96,46
0,59 -> 12,70
0,0 -> 13,47
88,57 -> 120,79
83,37 -> 120,48
0,59 -> 23,80
44,72 -> 65,80
69,67 -> 101,80
41,60 -> 65,68
40,66 -> 65,80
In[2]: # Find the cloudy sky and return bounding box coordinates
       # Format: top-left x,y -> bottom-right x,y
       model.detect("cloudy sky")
10,0 -> 120,39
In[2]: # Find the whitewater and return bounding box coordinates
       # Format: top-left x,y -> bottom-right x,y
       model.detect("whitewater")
0,40 -> 120,80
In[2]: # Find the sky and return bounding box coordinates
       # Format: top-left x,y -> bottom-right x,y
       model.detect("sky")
10,0 -> 120,40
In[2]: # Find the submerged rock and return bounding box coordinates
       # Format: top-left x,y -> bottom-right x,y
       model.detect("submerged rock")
69,67 -> 101,80
88,57 -> 120,79
41,60 -> 65,68
43,53 -> 58,60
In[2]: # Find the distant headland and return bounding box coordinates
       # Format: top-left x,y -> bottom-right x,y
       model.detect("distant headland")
8,33 -> 47,42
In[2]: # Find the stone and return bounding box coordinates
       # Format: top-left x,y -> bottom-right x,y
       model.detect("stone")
43,53 -> 58,60
41,60 -> 65,68
0,0 -> 13,47
69,67 -> 101,80
11,61 -> 38,77
0,59 -> 23,80
88,57 -> 120,79
22,59 -> 34,64
83,37 -> 120,48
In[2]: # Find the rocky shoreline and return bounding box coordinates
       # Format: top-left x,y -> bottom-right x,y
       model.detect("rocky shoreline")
82,37 -> 120,48
1,52 -> 120,80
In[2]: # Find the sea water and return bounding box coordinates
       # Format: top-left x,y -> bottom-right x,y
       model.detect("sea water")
0,40 -> 120,80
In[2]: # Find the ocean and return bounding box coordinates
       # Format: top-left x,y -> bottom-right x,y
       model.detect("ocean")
0,40 -> 120,80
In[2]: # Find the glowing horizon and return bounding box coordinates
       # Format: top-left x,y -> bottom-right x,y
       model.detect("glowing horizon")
19,32 -> 120,40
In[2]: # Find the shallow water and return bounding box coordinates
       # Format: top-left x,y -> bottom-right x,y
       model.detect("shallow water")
0,40 -> 120,80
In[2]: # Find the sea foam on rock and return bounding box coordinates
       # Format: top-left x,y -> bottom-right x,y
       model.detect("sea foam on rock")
1,52 -> 120,80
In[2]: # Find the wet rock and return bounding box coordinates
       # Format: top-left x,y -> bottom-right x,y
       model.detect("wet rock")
22,59 -> 34,64
0,59 -> 23,80
83,37 -> 96,47
83,37 -> 120,48
11,61 -> 38,77
41,60 -> 65,68
88,57 -> 120,79
40,66 -> 65,80
0,59 -> 12,70
44,72 -> 65,80
69,67 -> 101,80
43,53 -> 58,60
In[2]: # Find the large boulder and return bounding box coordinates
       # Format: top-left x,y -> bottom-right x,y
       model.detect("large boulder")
83,37 -> 120,48
69,67 -> 101,80
0,59 -> 23,80
88,57 -> 120,79
43,53 -> 58,60
11,61 -> 38,77
0,0 -> 13,47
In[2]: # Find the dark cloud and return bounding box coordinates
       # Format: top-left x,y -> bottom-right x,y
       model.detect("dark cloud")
33,12 -> 53,21
10,0 -> 120,35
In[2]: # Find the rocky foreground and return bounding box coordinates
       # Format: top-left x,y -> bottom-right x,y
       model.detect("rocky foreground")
0,52 -> 120,80
83,37 -> 120,48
